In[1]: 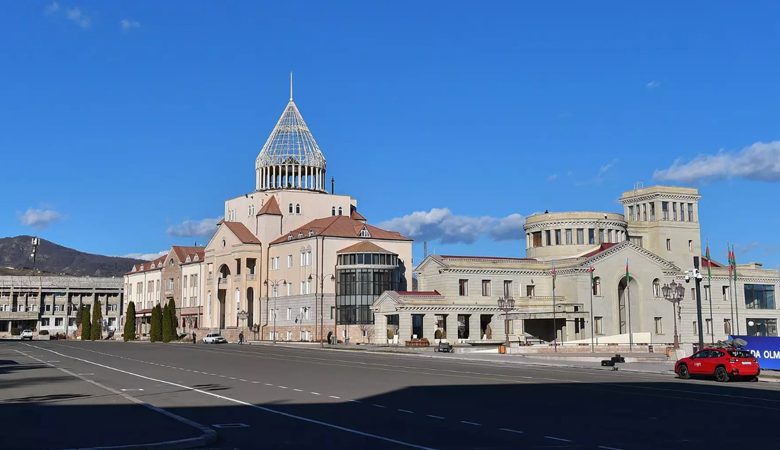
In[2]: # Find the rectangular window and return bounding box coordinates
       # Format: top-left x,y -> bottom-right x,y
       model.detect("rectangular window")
458,279 -> 468,296
724,318 -> 732,335
688,240 -> 693,252
588,229 -> 595,245
526,285 -> 535,297
650,203 -> 656,221
481,280 -> 491,296
666,239 -> 671,251
746,318 -> 778,336
286,308 -> 291,321
545,230 -> 551,246
672,203 -> 678,221
532,232 -> 542,247
642,204 -> 647,221
555,229 -> 561,245
55,318 -> 63,326
662,201 -> 669,220
706,319 -> 712,335
565,229 -> 573,245
655,317 -> 663,334
744,284 -> 776,309
595,316 -> 603,335
687,203 -> 694,222
722,286 -> 729,302
503,280 -> 512,298
287,255 -> 293,268
628,205 -> 634,221
576,228 -> 584,245
679,202 -> 686,221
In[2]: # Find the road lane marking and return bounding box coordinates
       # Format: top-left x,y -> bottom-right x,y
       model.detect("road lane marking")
311,392 -> 321,395
265,383 -> 274,386
372,404 -> 386,408
27,345 -> 437,450
398,409 -> 414,414
120,388 -> 145,392
293,388 -> 303,392
460,421 -> 481,426
500,428 -> 523,434
349,399 -> 361,404
426,415 -> 445,420
329,395 -> 340,399
278,386 -> 288,389
213,423 -> 249,429
598,446 -> 624,450
545,436 -> 572,443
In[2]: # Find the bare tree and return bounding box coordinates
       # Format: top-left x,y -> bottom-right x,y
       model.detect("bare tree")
358,324 -> 375,344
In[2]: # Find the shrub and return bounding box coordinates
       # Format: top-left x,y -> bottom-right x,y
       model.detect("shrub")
162,303 -> 172,343
150,304 -> 163,342
434,329 -> 443,340
91,299 -> 102,341
81,305 -> 92,341
123,302 -> 136,342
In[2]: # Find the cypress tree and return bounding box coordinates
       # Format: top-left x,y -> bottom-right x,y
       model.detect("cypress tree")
123,301 -> 136,342
162,303 -> 172,343
151,304 -> 163,342
81,305 -> 92,341
168,298 -> 178,340
91,299 -> 102,341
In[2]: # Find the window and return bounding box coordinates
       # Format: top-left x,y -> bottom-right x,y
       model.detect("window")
595,316 -> 603,335
706,319 -> 712,334
704,285 -> 711,302
458,279 -> 469,296
286,308 -> 292,320
628,205 -> 634,221
532,232 -> 542,247
332,207 -> 336,216
679,203 -> 686,221
565,229 -> 572,245
655,317 -> 663,334
526,285 -> 535,297
666,239 -> 671,251
649,203 -> 655,221
295,204 -> 301,214
55,318 -> 63,326
642,204 -> 647,221
687,203 -> 694,222
724,318 -> 732,335
576,228 -> 584,245
688,240 -> 693,252
40,318 -> 50,326
271,257 -> 279,270
673,203 -> 678,221
545,230 -> 551,246
481,280 -> 491,296
289,203 -> 293,213
286,283 -> 291,296
503,280 -> 512,297
747,318 -> 777,336
359,228 -> 371,238
555,229 -> 561,245
588,229 -> 595,245
592,277 -> 601,296
338,207 -> 343,216
287,255 -> 293,268
744,284 -> 776,309
301,281 -> 306,295
662,201 -> 669,220
652,279 -> 660,297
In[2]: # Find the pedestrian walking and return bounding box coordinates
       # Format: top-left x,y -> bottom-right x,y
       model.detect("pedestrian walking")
192,332 -> 196,344
239,331 -> 244,345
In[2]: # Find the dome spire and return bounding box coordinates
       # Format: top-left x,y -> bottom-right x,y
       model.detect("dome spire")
289,71 -> 293,101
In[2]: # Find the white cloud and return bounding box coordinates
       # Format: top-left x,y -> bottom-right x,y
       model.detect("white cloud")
547,174 -> 558,182
122,250 -> 167,261
66,7 -> 90,28
576,159 -> 618,186
45,1 -> 60,14
646,80 -> 661,89
167,217 -> 220,238
19,208 -> 62,229
120,19 -> 141,31
379,208 -> 525,244
598,159 -> 617,177
654,140 -> 780,183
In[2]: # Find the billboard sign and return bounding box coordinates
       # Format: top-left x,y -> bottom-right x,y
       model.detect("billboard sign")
731,335 -> 780,371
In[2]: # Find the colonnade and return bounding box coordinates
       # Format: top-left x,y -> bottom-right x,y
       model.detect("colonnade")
256,164 -> 326,191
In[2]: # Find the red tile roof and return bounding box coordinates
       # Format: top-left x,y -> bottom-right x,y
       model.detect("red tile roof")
257,196 -> 282,216
222,221 -> 262,244
581,243 -> 618,258
128,255 -> 166,274
171,246 -> 205,263
350,205 -> 366,222
439,255 -> 535,261
271,215 -> 410,244
337,241 -> 395,254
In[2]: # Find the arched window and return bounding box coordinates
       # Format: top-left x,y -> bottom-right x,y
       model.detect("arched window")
332,207 -> 336,216
338,207 -> 343,216
592,277 -> 601,296
295,204 -> 301,214
652,278 -> 661,297
289,203 -> 293,213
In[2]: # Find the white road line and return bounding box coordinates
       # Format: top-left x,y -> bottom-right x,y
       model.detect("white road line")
293,388 -> 303,392
253,381 -> 261,384
545,436 -> 572,443
398,409 -> 414,414
26,345 -> 436,450
426,415 -> 445,420
349,399 -> 361,404
460,421 -> 481,426
499,428 -> 523,434
239,378 -> 247,382
311,392 -> 321,395
373,404 -> 386,408
228,377 -> 237,380
265,383 -> 274,386
598,446 -> 624,450
278,386 -> 288,389
329,395 -> 340,399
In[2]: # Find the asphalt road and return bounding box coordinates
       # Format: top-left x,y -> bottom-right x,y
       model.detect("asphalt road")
2,341 -> 780,450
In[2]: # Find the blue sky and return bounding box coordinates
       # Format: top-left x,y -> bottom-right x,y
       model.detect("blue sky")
2,1 -> 779,269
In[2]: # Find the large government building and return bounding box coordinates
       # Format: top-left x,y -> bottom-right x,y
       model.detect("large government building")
372,185 -> 779,348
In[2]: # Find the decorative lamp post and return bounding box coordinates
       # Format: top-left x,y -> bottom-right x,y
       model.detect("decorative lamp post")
661,280 -> 685,349
497,297 -> 515,349
264,279 -> 286,344
308,273 -> 335,348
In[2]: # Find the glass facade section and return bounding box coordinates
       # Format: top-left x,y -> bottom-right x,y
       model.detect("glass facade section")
747,318 -> 778,336
744,284 -> 776,309
335,252 -> 404,325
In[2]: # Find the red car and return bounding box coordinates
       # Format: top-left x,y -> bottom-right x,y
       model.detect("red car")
675,347 -> 760,382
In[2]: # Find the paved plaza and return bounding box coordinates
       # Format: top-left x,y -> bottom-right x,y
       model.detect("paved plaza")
2,341 -> 780,449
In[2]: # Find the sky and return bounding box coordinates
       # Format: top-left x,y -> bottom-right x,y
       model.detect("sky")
1,1 -> 779,270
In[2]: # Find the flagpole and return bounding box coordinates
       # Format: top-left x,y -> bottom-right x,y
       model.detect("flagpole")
589,267 -> 595,353
733,245 -> 741,335
706,241 -> 714,344
727,243 -> 735,335
551,264 -> 557,353
626,259 -> 633,353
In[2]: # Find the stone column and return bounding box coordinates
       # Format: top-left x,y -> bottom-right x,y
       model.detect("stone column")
374,313 -> 387,344
468,313 -> 481,341
398,313 -> 412,342
445,313 -> 459,343
422,313 -> 436,341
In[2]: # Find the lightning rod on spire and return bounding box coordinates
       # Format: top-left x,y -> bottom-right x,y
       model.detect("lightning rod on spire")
290,72 -> 293,101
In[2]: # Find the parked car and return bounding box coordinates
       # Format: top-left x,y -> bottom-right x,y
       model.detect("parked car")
675,347 -> 760,382
20,329 -> 34,341
202,333 -> 227,344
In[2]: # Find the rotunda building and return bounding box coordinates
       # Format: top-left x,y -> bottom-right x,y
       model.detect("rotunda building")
524,212 -> 628,260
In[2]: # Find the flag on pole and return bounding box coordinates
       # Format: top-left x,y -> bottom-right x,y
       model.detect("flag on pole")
705,243 -> 712,278
728,246 -> 734,278
731,245 -> 738,282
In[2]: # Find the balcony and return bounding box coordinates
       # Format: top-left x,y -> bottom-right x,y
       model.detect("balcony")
0,311 -> 39,320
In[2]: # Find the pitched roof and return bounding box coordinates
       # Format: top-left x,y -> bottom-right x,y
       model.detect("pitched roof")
337,241 -> 395,254
257,196 -> 283,216
350,205 -> 366,222
579,243 -> 618,258
128,255 -> 166,274
702,256 -> 724,268
171,246 -> 205,263
222,221 -> 262,244
256,100 -> 326,170
271,215 -> 410,245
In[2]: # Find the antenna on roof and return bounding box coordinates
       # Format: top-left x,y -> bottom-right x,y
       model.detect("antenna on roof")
289,72 -> 293,101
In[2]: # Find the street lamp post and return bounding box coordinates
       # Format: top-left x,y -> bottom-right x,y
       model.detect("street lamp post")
309,273 -> 335,348
264,279 -> 286,344
685,257 -> 705,352
661,280 -> 685,350
497,297 -> 515,350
